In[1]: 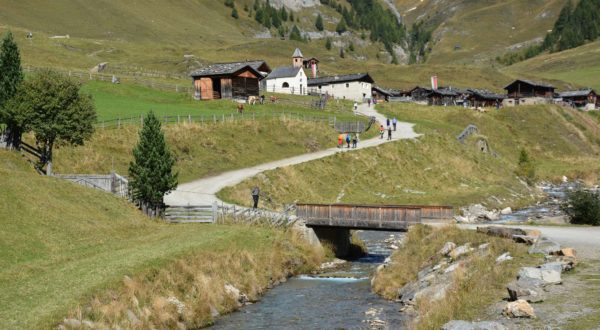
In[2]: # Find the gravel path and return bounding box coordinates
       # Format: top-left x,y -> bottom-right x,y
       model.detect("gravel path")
164,103 -> 419,206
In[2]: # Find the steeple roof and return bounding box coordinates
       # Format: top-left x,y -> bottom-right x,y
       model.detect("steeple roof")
292,48 -> 303,58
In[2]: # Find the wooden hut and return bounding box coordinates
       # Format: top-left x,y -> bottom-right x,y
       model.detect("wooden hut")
559,89 -> 598,109
467,89 -> 506,108
427,88 -> 459,106
190,61 -> 271,101
504,79 -> 555,99
403,86 -> 432,102
372,86 -> 394,102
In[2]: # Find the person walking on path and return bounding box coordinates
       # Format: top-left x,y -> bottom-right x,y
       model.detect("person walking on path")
346,133 -> 351,148
379,125 -> 385,139
352,134 -> 358,148
393,117 -> 397,131
251,186 -> 260,209
367,99 -> 371,107
354,102 -> 358,111
338,134 -> 344,148
386,118 -> 390,128
387,126 -> 392,140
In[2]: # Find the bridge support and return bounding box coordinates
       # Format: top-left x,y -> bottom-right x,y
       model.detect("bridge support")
312,227 -> 351,258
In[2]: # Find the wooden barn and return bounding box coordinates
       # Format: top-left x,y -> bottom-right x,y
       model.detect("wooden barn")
504,79 -> 555,99
427,88 -> 459,106
190,61 -> 271,101
467,89 -> 506,108
372,86 -> 394,102
559,89 -> 598,109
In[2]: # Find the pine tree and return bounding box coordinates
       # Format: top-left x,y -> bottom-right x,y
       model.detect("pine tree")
289,11 -> 294,22
0,30 -> 24,149
348,41 -> 355,52
231,7 -> 239,19
325,37 -> 332,50
289,25 -> 303,41
129,112 -> 178,216
336,17 -> 347,35
315,14 -> 324,31
339,47 -> 345,58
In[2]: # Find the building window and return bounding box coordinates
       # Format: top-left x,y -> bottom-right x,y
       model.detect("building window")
346,83 -> 349,88
282,82 -> 289,88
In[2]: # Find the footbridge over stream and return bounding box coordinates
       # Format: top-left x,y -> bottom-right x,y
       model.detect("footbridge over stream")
296,203 -> 455,257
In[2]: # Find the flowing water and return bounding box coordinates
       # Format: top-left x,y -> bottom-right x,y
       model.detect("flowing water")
212,231 -> 407,329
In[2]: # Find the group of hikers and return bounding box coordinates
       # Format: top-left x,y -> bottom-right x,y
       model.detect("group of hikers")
379,117 -> 397,140
338,133 -> 359,148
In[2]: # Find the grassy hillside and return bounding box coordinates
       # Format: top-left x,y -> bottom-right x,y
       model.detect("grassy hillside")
0,150 -> 322,329
503,40 -> 600,91
394,0 -> 567,65
52,118 -> 341,183
219,104 -> 600,210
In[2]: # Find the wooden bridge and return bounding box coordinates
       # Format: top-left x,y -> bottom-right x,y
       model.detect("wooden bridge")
296,203 -> 454,231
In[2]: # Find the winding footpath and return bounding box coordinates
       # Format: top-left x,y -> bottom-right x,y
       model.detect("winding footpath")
164,103 -> 420,206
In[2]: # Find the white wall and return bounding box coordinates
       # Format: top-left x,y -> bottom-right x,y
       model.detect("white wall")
265,69 -> 307,95
310,81 -> 372,102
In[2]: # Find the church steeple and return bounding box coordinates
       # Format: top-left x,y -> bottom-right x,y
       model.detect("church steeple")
292,48 -> 303,68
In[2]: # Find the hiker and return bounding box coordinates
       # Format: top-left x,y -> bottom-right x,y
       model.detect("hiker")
338,134 -> 344,148
251,186 -> 260,209
354,102 -> 358,111
346,133 -> 351,148
260,95 -> 265,104
386,118 -> 391,128
352,134 -> 358,148
387,126 -> 392,140
392,117 -> 397,131
367,99 -> 371,107
379,125 -> 385,139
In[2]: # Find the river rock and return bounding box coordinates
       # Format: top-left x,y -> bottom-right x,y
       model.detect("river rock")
444,262 -> 461,274
496,252 -> 513,264
528,237 -> 561,255
417,265 -> 435,280
512,235 -> 537,245
556,247 -> 577,258
503,299 -> 536,318
461,204 -> 499,222
224,284 -> 248,306
442,320 -> 508,330
500,207 -> 513,215
518,267 -> 561,286
397,281 -> 420,305
320,258 -> 347,270
525,229 -> 542,238
477,226 -> 527,238
439,241 -> 457,256
507,280 -> 546,303
450,243 -> 473,260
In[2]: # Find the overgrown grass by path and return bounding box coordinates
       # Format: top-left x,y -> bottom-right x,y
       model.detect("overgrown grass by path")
372,225 -> 540,329
52,119 -> 340,183
0,150 -> 323,329
219,104 -> 600,210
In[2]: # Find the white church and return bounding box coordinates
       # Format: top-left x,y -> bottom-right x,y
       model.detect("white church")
264,48 -> 308,95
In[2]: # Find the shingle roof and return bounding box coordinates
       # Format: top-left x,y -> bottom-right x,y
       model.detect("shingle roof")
468,89 -> 506,100
190,60 -> 268,77
559,89 -> 596,98
292,48 -> 304,58
429,88 -> 459,97
308,73 -> 374,86
504,79 -> 555,90
372,86 -> 394,96
266,66 -> 302,79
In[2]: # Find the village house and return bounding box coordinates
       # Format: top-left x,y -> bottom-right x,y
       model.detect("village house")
303,57 -> 319,78
503,79 -> 555,106
308,73 -> 374,102
371,86 -> 395,102
265,49 -> 308,95
401,86 -> 432,103
427,88 -> 459,106
190,61 -> 271,101
467,89 -> 506,108
558,89 -> 598,110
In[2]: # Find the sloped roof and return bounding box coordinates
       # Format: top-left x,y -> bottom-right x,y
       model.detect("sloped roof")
293,48 -> 304,58
559,89 -> 596,98
266,66 -> 302,79
468,89 -> 506,100
504,79 -> 555,90
372,86 -> 394,96
308,73 -> 374,86
429,88 -> 459,97
190,60 -> 270,77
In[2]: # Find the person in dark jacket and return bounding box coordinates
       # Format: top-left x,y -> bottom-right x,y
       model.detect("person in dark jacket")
387,126 -> 392,140
251,186 -> 260,209
346,133 -> 351,148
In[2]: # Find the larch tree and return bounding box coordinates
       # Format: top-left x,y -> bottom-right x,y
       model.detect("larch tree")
9,69 -> 96,175
128,112 -> 178,217
315,14 -> 324,31
0,30 -> 24,149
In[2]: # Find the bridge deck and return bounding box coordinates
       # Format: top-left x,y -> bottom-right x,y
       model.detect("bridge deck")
296,203 -> 454,231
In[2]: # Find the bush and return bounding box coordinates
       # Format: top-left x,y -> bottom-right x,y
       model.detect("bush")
515,149 -> 535,185
562,189 -> 600,225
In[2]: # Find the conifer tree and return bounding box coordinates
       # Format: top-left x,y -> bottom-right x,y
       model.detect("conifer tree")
129,112 -> 178,216
325,37 -> 332,50
0,30 -> 24,149
289,25 -> 303,41
315,14 -> 324,31
231,7 -> 239,19
336,17 -> 347,34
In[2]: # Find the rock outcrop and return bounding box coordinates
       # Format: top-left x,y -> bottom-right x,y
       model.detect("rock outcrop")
503,299 -> 536,318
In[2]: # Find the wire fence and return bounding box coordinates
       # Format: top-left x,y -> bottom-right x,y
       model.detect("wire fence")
23,66 -> 193,94
94,111 -> 367,130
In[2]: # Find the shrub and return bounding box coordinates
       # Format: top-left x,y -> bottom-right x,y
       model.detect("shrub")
515,149 -> 535,185
562,189 -> 600,225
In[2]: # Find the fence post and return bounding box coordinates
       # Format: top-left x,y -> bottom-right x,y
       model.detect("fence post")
212,201 -> 218,223
177,115 -> 180,124
188,114 -> 191,124
118,118 -> 121,129
213,114 -> 216,123
222,114 -> 225,123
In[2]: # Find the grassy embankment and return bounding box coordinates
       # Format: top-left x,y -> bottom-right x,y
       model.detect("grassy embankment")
0,150 -> 324,329
219,103 -> 600,210
42,80 -> 373,183
372,225 -> 541,329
